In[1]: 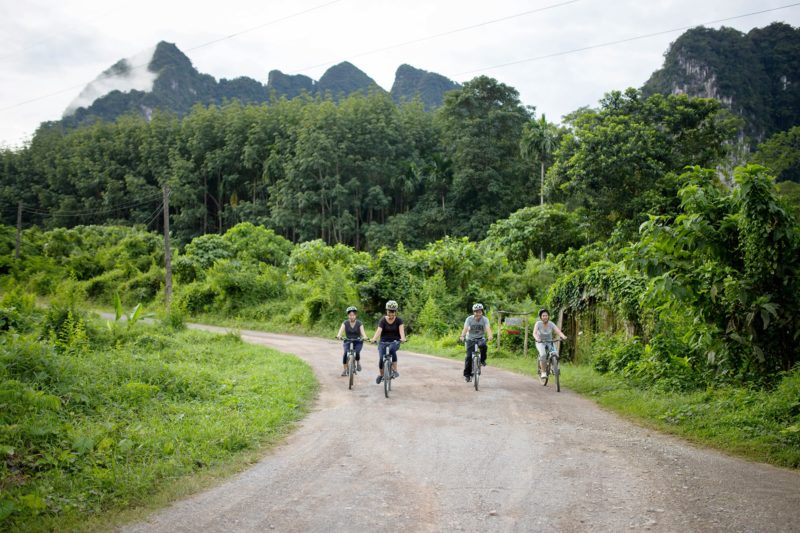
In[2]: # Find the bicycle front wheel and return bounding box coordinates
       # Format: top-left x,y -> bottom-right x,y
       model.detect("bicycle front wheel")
384,358 -> 390,398
473,354 -> 480,391
552,356 -> 560,392
348,354 -> 355,390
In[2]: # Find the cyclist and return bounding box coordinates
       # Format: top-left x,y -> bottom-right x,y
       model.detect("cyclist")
336,306 -> 367,376
459,303 -> 494,382
370,300 -> 406,384
534,308 -> 567,379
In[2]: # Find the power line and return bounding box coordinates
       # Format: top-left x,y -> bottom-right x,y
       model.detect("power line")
453,2 -> 800,77
185,0 -> 345,53
0,0 -> 346,113
290,0 -> 583,74
142,201 -> 165,228
22,191 -> 163,217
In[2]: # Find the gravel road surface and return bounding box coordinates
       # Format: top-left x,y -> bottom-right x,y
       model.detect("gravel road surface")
122,326 -> 800,532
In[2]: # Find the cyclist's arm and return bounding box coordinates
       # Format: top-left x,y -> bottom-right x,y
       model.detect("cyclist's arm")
359,324 -> 368,339
459,324 -> 469,340
371,327 -> 382,343
336,323 -> 345,339
399,324 -> 406,343
485,321 -> 494,342
553,324 -> 567,340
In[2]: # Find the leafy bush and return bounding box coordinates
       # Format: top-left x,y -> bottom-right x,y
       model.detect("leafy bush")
223,222 -> 294,266
184,233 -> 234,269
82,268 -> 128,301
119,264 -> 163,304
0,289 -> 39,333
417,296 -> 449,337
176,281 -> 219,314
173,254 -> 203,283
302,264 -> 358,327
207,260 -> 285,309
591,333 -> 644,374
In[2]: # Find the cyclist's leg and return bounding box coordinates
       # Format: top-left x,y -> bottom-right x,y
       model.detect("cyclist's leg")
390,340 -> 399,376
353,339 -> 363,361
377,341 -> 386,376
463,340 -> 472,377
479,339 -> 488,365
536,342 -> 548,375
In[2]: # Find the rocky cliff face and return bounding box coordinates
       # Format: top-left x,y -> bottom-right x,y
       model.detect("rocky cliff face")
390,64 -> 461,109
643,23 -> 800,142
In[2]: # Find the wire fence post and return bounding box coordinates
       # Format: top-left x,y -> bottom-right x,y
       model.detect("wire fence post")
163,186 -> 172,308
15,201 -> 22,260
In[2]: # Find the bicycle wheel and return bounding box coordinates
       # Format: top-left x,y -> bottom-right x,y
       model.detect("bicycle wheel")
552,356 -> 560,392
348,353 -> 355,390
473,353 -> 480,391
383,357 -> 390,398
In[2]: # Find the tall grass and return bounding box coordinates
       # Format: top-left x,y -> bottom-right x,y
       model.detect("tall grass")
0,322 -> 317,532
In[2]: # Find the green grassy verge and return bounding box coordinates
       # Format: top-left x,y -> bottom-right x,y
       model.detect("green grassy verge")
1,322 -> 317,532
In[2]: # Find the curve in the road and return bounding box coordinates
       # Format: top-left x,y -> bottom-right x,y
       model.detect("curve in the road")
123,326 -> 800,533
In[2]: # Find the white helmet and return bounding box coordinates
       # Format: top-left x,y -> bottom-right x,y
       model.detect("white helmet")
385,300 -> 399,311
472,303 -> 484,311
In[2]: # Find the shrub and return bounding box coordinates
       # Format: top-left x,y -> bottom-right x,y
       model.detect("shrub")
417,296 -> 449,337
207,260 -> 285,309
120,264 -> 163,304
173,254 -> 203,283
184,234 -> 234,269
223,222 -> 294,266
302,264 -> 358,327
176,281 -> 219,314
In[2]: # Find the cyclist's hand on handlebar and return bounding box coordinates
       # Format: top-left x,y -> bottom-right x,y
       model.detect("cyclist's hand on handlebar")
336,335 -> 342,340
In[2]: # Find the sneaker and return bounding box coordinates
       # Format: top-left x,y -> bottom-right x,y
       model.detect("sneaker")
391,371 -> 399,379
540,372 -> 547,379
481,361 -> 486,367
341,370 -> 348,376
465,375 -> 471,382
376,375 -> 383,384
356,362 -> 362,372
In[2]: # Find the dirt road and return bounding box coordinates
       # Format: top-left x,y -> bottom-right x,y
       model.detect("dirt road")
123,327 -> 800,532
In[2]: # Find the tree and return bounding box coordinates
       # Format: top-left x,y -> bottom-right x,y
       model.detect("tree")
548,89 -> 739,240
436,76 -> 532,240
750,126 -> 800,183
520,114 -> 557,206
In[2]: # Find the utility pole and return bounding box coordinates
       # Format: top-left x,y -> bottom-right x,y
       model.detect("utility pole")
163,186 -> 173,308
15,202 -> 22,259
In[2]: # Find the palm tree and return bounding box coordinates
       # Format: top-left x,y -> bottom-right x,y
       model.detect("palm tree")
520,114 -> 557,206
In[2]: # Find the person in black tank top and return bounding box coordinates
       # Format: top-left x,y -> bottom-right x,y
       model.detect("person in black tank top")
336,306 -> 368,376
369,300 -> 406,384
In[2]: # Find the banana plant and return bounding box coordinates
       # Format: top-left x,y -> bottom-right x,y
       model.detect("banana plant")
109,293 -> 146,330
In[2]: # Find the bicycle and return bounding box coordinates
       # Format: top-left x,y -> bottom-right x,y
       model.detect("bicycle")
536,339 -> 564,392
338,337 -> 365,390
378,340 -> 401,398
463,338 -> 484,391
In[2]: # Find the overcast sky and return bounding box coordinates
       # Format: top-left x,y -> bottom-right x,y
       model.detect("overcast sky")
1,0 -> 799,148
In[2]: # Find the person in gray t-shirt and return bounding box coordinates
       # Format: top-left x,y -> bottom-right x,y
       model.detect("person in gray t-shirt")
459,303 -> 494,382
534,308 -> 567,379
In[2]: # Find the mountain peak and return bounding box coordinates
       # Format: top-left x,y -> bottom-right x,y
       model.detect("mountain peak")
64,44 -> 159,116
391,64 -> 461,109
317,62 -> 384,97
